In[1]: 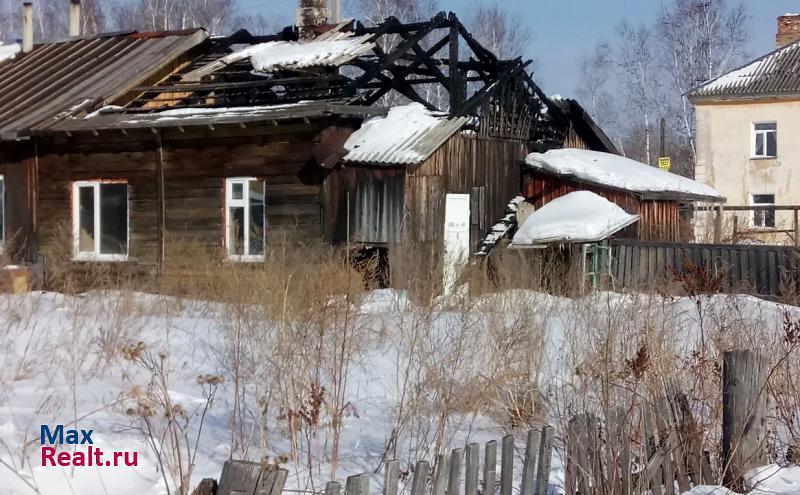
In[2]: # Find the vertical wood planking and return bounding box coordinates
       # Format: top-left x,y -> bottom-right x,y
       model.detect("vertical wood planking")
520,430 -> 540,495
411,461 -> 430,495
500,435 -> 514,495
384,459 -> 399,495
433,454 -> 450,495
483,440 -> 497,495
534,426 -> 554,495
326,481 -> 343,495
447,448 -> 463,495
346,473 -> 370,495
464,443 -> 480,495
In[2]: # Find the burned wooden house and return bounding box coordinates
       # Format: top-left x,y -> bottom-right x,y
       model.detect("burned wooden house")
1,6 -> 618,286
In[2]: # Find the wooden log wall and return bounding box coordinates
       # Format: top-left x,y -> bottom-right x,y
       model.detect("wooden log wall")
523,174 -> 681,242
404,135 -> 528,251
0,141 -> 35,262
35,123 -> 328,277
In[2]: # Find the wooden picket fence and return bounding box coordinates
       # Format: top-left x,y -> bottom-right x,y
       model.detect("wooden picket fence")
201,427 -> 555,495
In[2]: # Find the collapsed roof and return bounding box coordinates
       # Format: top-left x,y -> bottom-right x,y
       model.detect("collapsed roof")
17,12 -> 615,154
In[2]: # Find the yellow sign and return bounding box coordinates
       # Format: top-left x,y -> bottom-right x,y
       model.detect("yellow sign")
658,156 -> 671,171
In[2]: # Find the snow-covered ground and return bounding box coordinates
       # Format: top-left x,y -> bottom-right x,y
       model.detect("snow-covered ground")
0,289 -> 798,494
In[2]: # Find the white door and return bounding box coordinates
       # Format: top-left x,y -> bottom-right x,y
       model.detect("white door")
443,193 -> 471,296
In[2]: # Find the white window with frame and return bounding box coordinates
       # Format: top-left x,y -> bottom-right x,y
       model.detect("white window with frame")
751,193 -> 775,229
225,177 -> 266,261
72,181 -> 129,261
752,122 -> 777,158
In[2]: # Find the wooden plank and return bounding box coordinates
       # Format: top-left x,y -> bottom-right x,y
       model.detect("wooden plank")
346,473 -> 370,495
433,454 -> 449,495
520,430 -> 540,495
256,467 -> 288,495
483,441 -> 497,495
217,460 -> 262,495
412,461 -> 430,495
465,443 -> 480,495
534,426 -> 554,495
500,435 -> 514,495
326,481 -> 343,495
644,407 -> 664,495
447,448 -> 463,495
384,459 -> 399,495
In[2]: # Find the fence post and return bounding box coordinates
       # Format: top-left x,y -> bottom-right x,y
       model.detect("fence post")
794,209 -> 799,246
433,454 -> 449,495
714,204 -> 723,243
500,435 -> 514,495
520,430 -> 540,495
411,461 -> 430,495
465,443 -> 480,495
534,426 -> 554,495
326,482 -> 343,495
346,473 -> 370,495
447,448 -> 463,495
483,440 -> 497,495
384,460 -> 399,495
722,350 -> 769,490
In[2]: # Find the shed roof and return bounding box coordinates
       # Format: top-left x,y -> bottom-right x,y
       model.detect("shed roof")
342,103 -> 469,166
691,39 -> 800,101
37,101 -> 386,133
525,148 -> 724,202
0,29 -> 208,139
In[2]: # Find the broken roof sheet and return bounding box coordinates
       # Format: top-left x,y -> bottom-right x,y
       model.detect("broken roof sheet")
1,29 -> 208,139
512,191 -> 639,245
691,39 -> 800,100
181,29 -> 375,82
342,103 -> 468,166
36,101 -> 387,133
525,148 -> 724,202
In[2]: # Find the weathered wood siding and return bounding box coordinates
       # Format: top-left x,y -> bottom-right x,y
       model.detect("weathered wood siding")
0,141 -> 35,261
405,135 -> 528,250
36,124 -> 327,275
523,174 -> 681,242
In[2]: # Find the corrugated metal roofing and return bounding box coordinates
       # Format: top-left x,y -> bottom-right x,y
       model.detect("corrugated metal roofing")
691,39 -> 800,100
342,103 -> 469,166
0,29 -> 208,139
33,102 -> 387,133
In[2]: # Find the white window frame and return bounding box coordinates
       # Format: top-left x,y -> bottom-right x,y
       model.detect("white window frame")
751,122 -> 777,158
750,193 -> 775,229
225,177 -> 266,262
71,180 -> 129,261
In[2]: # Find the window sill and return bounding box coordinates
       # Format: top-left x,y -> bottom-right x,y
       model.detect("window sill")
750,156 -> 777,161
226,255 -> 265,263
73,254 -> 129,262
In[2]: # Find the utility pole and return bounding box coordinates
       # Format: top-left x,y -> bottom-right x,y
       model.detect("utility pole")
331,0 -> 340,23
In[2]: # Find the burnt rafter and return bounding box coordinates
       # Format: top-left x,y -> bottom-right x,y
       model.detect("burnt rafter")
122,11 -> 562,143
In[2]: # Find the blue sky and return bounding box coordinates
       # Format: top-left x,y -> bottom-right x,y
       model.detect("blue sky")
239,0 -> 800,96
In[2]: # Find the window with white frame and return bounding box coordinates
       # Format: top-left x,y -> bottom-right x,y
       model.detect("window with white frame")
752,122 -> 777,158
751,194 -> 775,228
225,178 -> 266,261
72,181 -> 129,260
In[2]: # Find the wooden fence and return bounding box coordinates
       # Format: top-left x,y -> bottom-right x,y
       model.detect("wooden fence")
609,239 -> 800,297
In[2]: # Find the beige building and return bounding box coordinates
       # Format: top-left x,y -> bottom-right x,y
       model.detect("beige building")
691,14 -> 800,243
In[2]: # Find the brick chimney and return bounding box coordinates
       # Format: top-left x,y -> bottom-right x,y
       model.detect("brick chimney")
297,0 -> 328,40
777,14 -> 800,48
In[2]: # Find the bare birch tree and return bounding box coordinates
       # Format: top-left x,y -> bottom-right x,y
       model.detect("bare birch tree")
658,0 -> 750,162
111,0 -> 235,34
466,2 -> 531,60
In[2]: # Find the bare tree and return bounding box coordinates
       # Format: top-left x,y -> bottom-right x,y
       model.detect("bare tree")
576,40 -> 625,152
658,0 -> 750,163
345,0 -> 438,25
466,2 -> 531,60
110,0 -> 235,34
614,22 -> 663,165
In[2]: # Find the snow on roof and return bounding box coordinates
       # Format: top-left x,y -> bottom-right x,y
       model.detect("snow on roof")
343,103 -> 468,165
691,39 -> 800,99
512,191 -> 639,245
250,34 -> 375,72
525,148 -> 724,201
0,42 -> 20,63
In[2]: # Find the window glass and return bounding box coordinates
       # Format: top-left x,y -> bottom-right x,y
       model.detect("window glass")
99,183 -> 128,255
229,206 -> 245,256
249,180 -> 265,256
231,182 -> 244,200
78,185 -> 95,253
753,122 -> 777,158
752,194 -> 775,228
